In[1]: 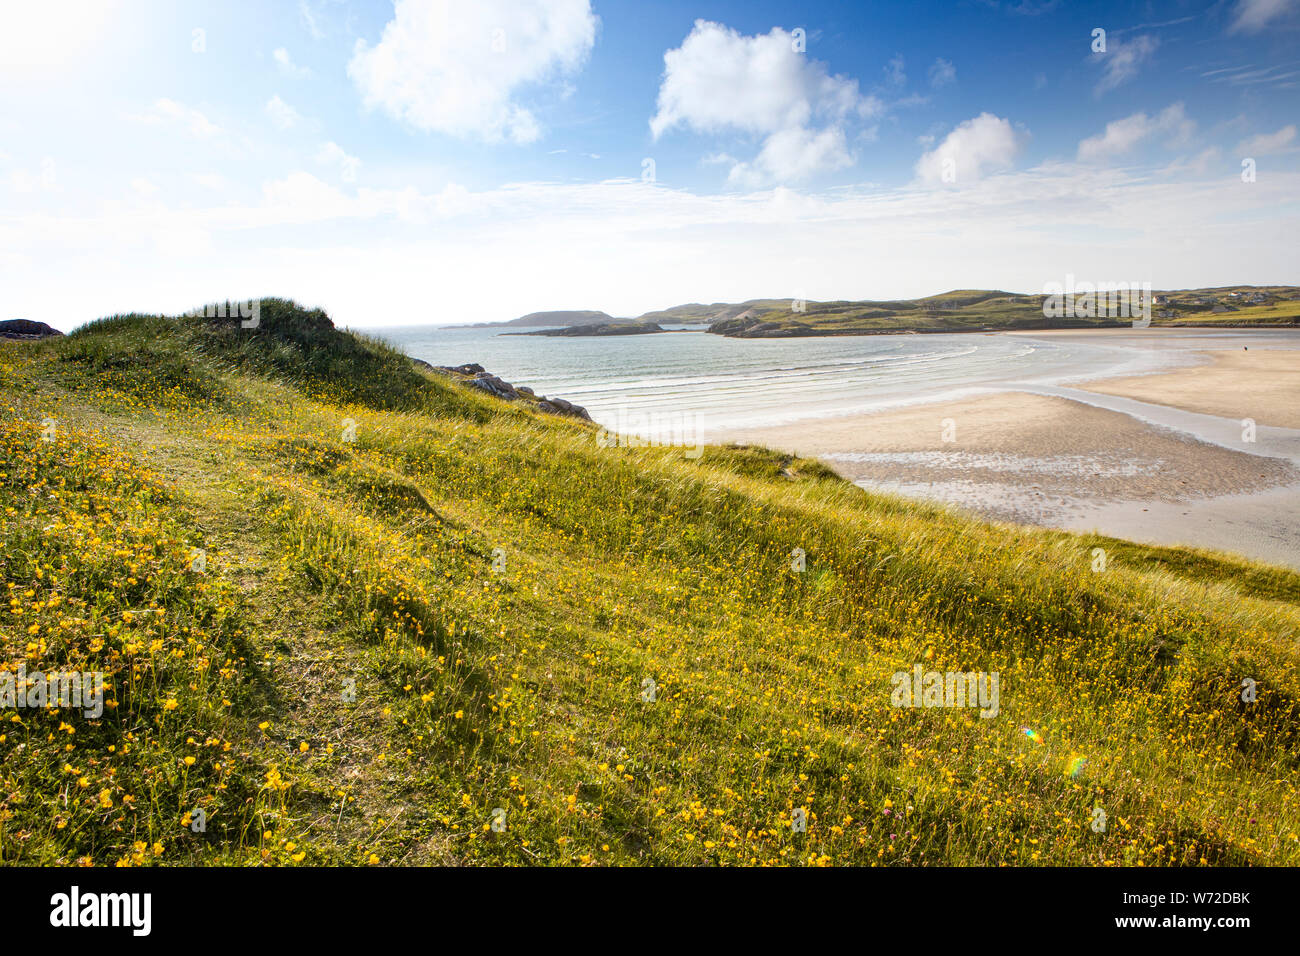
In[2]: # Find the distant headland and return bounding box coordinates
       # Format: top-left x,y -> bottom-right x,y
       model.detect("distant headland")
465,286 -> 1300,338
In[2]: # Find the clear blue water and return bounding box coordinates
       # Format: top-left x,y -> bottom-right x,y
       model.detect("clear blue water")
370,324 -> 1300,439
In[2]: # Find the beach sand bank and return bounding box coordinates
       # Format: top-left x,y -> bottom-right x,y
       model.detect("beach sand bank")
1079,347 -> 1300,429
718,340 -> 1300,568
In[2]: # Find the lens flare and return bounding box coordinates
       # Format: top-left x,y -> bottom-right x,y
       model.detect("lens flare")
1065,754 -> 1088,778
1021,726 -> 1044,745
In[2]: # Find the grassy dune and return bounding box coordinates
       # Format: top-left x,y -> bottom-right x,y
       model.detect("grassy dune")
1,300 -> 1298,866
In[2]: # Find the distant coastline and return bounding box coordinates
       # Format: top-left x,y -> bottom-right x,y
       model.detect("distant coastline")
449,285 -> 1300,338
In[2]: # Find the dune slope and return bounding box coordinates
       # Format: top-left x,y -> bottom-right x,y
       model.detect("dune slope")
1,300 -> 1297,866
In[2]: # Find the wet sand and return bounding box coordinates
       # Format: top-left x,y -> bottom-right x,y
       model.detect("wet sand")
718,337 -> 1300,569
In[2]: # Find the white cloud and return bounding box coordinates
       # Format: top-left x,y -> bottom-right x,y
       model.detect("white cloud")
274,47 -> 311,77
348,0 -> 597,143
928,58 -> 956,88
728,126 -> 854,188
265,95 -> 304,130
1077,103 -> 1194,162
650,20 -> 879,186
10,162 -> 1300,333
1237,124 -> 1298,155
915,113 -> 1023,184
9,158 -> 57,194
299,0 -> 325,40
1160,146 -> 1222,176
651,21 -> 874,137
262,171 -> 346,212
317,141 -> 362,182
132,98 -> 222,138
883,54 -> 906,87
1094,34 -> 1158,95
1202,63 -> 1300,88
1229,0 -> 1299,33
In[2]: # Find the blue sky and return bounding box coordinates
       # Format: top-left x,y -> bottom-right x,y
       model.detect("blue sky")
2,0 -> 1298,328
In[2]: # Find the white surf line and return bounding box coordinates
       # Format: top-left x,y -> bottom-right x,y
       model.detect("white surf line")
1004,383 -> 1300,465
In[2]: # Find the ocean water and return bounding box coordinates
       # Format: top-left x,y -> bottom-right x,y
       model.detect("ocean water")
373,324 -> 1300,440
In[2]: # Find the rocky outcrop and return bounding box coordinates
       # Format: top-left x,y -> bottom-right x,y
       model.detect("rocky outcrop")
464,371 -> 519,401
708,315 -> 813,337
0,319 -> 63,340
534,396 -> 588,418
437,363 -> 484,375
419,361 -> 592,421
507,322 -> 666,337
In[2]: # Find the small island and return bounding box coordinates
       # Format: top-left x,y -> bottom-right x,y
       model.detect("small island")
504,322 -> 667,337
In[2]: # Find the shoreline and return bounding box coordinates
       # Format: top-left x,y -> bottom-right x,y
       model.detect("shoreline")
707,320 -> 1300,339
468,321 -> 1300,338
1076,347 -> 1300,429
715,333 -> 1300,568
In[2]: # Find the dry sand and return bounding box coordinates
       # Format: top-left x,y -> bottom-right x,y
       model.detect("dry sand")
1080,348 -> 1300,429
718,344 -> 1300,569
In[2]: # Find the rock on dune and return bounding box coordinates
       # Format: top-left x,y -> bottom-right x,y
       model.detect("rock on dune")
0,319 -> 63,340
417,360 -> 592,421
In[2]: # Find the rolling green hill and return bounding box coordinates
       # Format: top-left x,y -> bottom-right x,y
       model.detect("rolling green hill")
693,287 -> 1300,336
460,287 -> 1300,337
2,299 -> 1298,866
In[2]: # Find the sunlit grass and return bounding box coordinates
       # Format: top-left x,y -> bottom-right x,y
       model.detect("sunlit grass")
2,302 -> 1297,866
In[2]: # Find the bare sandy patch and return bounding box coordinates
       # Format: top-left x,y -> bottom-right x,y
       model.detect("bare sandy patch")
1079,348 -> 1300,428
719,393 -> 1300,567
722,393 -> 1294,503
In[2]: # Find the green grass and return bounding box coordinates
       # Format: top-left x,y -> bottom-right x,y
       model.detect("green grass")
682,286 -> 1300,336
2,300 -> 1298,866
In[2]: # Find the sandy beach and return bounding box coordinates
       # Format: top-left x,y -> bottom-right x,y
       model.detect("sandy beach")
718,332 -> 1300,569
1079,347 -> 1300,429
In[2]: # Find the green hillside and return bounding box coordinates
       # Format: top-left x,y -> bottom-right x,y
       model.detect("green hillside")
2,299 -> 1298,866
628,287 -> 1300,336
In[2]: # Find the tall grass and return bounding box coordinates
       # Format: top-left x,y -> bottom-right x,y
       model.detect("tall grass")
1,301 -> 1297,866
